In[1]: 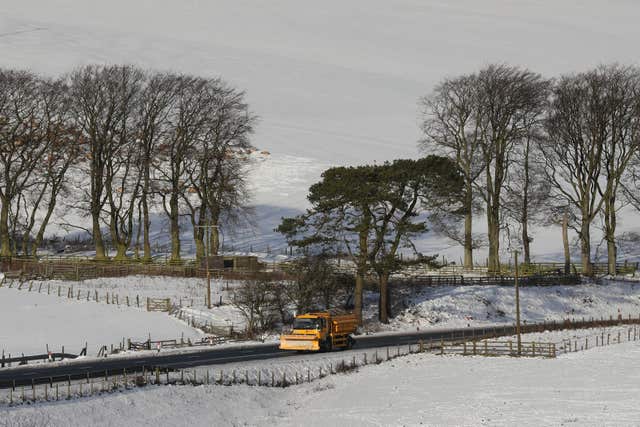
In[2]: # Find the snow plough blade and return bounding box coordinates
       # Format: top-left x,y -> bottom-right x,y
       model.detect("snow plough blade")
279,334 -> 320,351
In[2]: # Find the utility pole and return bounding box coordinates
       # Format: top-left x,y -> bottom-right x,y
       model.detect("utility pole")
514,250 -> 522,355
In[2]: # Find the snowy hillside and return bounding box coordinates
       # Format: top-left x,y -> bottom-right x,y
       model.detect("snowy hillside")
3,1 -> 640,260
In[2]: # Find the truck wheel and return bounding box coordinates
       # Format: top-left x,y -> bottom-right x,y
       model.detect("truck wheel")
321,338 -> 333,352
347,336 -> 355,350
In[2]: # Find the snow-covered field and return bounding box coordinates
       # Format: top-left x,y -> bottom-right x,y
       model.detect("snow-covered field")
2,338 -> 639,426
0,286 -> 202,356
14,275 -> 249,334
4,0 -> 640,261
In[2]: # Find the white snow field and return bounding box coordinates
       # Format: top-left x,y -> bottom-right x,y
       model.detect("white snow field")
4,0 -> 640,260
2,340 -> 639,426
0,286 -> 202,356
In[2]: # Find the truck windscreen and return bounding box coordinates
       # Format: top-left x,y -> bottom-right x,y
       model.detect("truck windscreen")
293,318 -> 321,329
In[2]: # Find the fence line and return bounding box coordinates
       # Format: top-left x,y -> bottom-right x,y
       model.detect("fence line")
0,258 -> 292,281
390,272 -> 581,287
555,324 -> 640,355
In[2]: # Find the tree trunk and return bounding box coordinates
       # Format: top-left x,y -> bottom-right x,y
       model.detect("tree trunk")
522,219 -> 531,265
113,242 -> 128,261
354,273 -> 364,323
141,187 -> 152,263
562,212 -> 570,275
92,213 -> 106,260
0,198 -> 12,257
463,186 -> 473,269
604,197 -> 617,276
354,216 -> 370,323
378,272 -> 391,323
579,216 -> 592,276
169,193 -> 181,262
210,226 -> 220,256
193,227 -> 205,263
487,206 -> 500,273
32,200 -> 57,258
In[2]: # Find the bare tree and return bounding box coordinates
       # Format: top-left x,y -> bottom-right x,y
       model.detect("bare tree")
541,70 -> 608,276
181,79 -> 256,261
502,125 -> 548,264
475,65 -> 549,273
153,75 -> 211,262
18,78 -> 79,256
594,65 -> 640,274
0,70 -> 53,257
231,279 -> 277,337
134,72 -> 178,261
421,66 -> 548,272
420,74 -> 484,269
68,65 -> 143,260
104,70 -> 145,260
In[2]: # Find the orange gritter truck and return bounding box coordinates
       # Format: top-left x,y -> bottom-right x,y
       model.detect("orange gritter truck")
279,311 -> 359,351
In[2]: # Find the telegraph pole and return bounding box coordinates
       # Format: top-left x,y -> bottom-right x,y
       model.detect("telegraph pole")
514,250 -> 522,355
